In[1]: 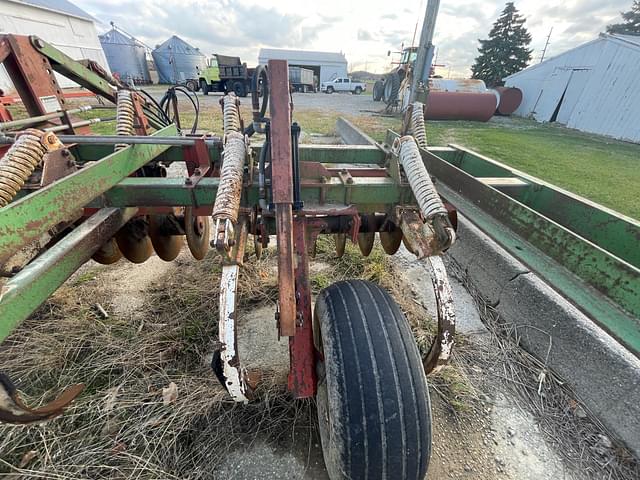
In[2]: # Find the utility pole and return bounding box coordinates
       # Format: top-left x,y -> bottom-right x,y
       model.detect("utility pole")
409,0 -> 441,104
540,27 -> 553,63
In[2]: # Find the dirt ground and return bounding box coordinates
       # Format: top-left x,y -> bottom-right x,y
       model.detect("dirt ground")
51,246 -> 581,480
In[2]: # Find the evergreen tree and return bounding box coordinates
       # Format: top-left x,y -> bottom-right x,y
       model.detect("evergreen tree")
607,1 -> 640,35
471,2 -> 532,87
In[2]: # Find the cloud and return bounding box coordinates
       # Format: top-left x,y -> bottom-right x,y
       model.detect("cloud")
357,29 -> 376,41
76,0 -> 636,76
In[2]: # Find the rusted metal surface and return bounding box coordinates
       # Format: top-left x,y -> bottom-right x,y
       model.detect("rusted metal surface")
212,132 -> 245,225
276,203 -> 296,337
115,216 -> 154,263
148,209 -> 184,261
268,60 -> 293,204
115,90 -> 135,151
0,207 -> 137,342
0,35 -> 68,118
0,129 -> 62,207
184,206 -> 210,260
425,91 -> 496,122
0,372 -> 84,424
269,60 -> 297,337
421,256 -> 456,374
494,86 -> 523,115
287,217 -> 317,398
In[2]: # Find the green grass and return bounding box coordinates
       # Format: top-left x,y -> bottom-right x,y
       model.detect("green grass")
426,117 -> 640,220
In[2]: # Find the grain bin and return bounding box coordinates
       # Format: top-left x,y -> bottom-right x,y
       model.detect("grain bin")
99,28 -> 150,85
152,36 -> 206,84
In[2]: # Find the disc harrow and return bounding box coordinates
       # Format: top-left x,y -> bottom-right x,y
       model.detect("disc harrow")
0,34 -> 458,478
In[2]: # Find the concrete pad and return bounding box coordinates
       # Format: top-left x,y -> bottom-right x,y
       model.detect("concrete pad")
448,215 -> 640,458
394,247 -> 488,338
237,304 -> 289,375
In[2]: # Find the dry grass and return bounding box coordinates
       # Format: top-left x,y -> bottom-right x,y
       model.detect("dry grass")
0,237 -> 437,478
0,250 -> 313,478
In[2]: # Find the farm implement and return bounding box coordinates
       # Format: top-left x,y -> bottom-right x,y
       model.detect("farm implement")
0,34 -> 455,477
1,33 -> 639,478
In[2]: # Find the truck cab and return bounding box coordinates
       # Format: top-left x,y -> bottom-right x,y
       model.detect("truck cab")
199,57 -> 220,85
320,77 -> 366,94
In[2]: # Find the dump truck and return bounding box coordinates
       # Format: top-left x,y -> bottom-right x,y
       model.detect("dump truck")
289,66 -> 315,92
186,54 -> 254,97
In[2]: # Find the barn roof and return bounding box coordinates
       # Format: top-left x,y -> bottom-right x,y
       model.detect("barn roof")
505,33 -> 640,81
6,0 -> 95,22
259,48 -> 347,64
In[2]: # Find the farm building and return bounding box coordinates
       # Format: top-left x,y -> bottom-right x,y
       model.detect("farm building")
505,33 -> 640,143
152,36 -> 206,84
0,0 -> 109,92
258,48 -> 348,84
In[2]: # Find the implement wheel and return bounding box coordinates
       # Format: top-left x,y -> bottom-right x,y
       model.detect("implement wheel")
314,280 -> 432,480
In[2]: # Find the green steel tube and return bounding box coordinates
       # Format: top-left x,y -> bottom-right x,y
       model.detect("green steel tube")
0,124 -> 177,264
0,207 -> 137,342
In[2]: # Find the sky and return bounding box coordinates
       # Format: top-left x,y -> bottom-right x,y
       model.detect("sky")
76,0 -> 632,77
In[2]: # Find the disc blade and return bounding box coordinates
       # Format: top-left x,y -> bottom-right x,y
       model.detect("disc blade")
115,217 -> 154,264
185,207 -> 211,260
357,231 -> 375,257
92,237 -> 122,265
334,233 -> 346,258
149,214 -> 184,261
380,229 -> 402,255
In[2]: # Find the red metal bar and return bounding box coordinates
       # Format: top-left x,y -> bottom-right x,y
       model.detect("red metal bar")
268,60 -> 293,204
1,35 -> 67,117
269,59 -> 296,337
276,203 -> 296,336
288,216 -> 317,398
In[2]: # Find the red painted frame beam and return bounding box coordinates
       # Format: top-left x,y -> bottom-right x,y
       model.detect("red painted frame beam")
268,59 -> 297,337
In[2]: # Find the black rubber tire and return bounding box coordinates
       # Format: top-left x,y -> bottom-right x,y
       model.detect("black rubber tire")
314,280 -> 432,480
200,80 -> 209,95
373,80 -> 384,101
326,86 -> 334,94
354,86 -> 362,95
185,79 -> 198,92
384,72 -> 400,106
233,81 -> 247,97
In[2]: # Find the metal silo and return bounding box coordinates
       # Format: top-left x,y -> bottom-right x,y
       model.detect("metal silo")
99,28 -> 151,85
152,36 -> 206,84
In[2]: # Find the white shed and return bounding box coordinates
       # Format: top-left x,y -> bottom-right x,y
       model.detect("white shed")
0,0 -> 109,92
258,48 -> 348,84
505,33 -> 640,143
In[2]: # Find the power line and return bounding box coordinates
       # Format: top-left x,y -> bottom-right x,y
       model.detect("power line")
540,27 -> 553,63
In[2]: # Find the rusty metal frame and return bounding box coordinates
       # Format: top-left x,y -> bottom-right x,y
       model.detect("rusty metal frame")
268,59 -> 297,338
287,216 -> 317,397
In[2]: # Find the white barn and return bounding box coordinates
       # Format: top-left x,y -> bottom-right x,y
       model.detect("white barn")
258,48 -> 348,84
505,33 -> 640,143
0,0 -> 109,92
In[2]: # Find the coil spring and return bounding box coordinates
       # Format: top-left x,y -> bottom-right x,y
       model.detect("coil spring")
212,131 -> 246,223
410,102 -> 427,149
115,90 -> 135,151
223,93 -> 241,134
0,129 -> 49,207
398,136 -> 447,221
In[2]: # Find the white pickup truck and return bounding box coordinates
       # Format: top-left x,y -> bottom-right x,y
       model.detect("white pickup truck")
321,77 -> 366,94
